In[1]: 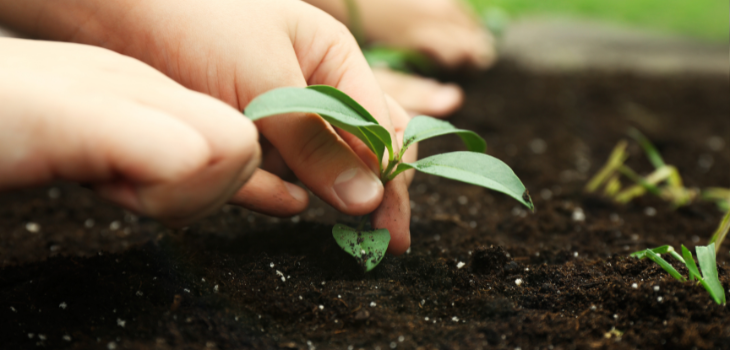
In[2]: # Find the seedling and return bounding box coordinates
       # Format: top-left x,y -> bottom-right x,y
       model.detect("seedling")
587,128 -> 727,210
244,85 -> 533,271
631,243 -> 726,305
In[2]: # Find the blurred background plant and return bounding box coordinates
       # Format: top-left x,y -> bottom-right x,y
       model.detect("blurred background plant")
467,0 -> 728,42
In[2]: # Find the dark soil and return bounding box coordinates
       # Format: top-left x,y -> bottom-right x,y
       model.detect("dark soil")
1,63 -> 729,350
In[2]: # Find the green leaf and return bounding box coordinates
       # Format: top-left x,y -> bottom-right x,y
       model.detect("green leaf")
332,224 -> 390,272
392,152 -> 533,210
402,116 -> 487,155
244,87 -> 392,162
696,243 -> 726,305
645,250 -> 686,282
681,245 -> 701,281
630,245 -> 674,259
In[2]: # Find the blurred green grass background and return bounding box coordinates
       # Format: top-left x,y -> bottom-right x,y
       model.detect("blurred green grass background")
467,0 -> 729,42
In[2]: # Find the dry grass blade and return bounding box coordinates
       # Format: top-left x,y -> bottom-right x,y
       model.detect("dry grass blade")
585,140 -> 628,193
709,210 -> 730,252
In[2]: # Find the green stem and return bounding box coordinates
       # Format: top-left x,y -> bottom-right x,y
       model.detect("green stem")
380,158 -> 399,183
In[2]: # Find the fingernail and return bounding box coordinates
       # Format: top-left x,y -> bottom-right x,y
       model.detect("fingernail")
284,182 -> 308,203
333,168 -> 382,208
430,85 -> 462,112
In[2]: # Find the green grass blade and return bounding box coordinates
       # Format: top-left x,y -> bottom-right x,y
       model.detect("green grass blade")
244,86 -> 392,162
628,127 -> 666,169
332,224 -> 390,272
646,250 -> 686,282
681,245 -> 701,281
402,116 -> 487,156
630,245 -> 674,259
392,152 -> 533,210
696,244 -> 726,304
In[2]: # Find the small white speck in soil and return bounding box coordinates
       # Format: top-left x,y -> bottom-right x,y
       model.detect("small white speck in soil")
632,283 -> 638,289
456,261 -> 465,269
657,296 -> 663,302
136,290 -> 143,296
109,221 -> 121,230
38,334 -> 46,340
451,316 -> 459,322
59,302 -> 67,309
318,305 -> 324,310
515,279 -> 523,286
572,208 -> 585,222
25,222 -> 40,233
613,314 -> 619,320
108,341 -> 117,350
424,317 -> 429,321
10,306 -> 16,312
270,262 -> 274,268
117,318 -> 126,327
644,207 -> 657,217
63,335 -> 71,341
398,335 -> 405,342
184,289 -> 190,293
653,286 -> 660,292
573,252 -> 579,257
28,333 -> 33,339
85,219 -> 95,228
390,341 -> 397,349
214,285 -> 219,293
370,301 -> 376,307
590,305 -> 597,311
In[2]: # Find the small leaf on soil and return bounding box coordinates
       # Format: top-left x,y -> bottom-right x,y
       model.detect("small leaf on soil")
332,224 -> 390,272
392,152 -> 533,210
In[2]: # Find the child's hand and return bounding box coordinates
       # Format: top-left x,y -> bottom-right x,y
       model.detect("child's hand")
0,38 -> 268,226
0,0 -> 413,253
305,0 -> 496,69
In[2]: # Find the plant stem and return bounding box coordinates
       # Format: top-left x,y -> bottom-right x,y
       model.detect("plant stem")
380,158 -> 399,183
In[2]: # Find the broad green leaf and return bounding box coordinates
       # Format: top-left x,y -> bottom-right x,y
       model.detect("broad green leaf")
306,85 -> 379,124
681,245 -> 701,281
332,224 -> 390,272
646,250 -> 686,282
696,244 -> 726,304
244,87 -> 392,162
392,152 -> 533,210
630,245 -> 674,259
402,116 -> 487,155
